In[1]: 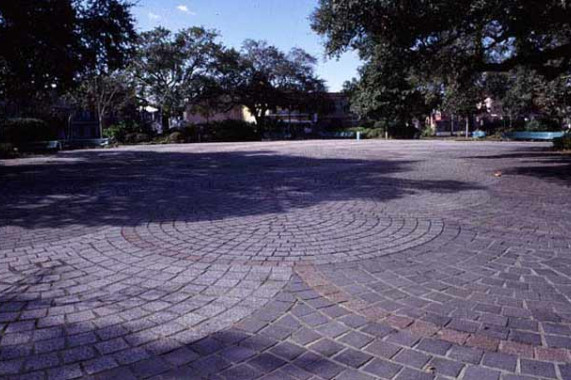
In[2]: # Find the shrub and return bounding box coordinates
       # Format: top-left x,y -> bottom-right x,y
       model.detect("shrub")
524,118 -> 561,132
124,133 -> 150,144
0,118 -> 56,144
421,126 -> 435,138
553,134 -> 571,150
167,131 -> 186,143
104,121 -> 155,143
388,124 -> 419,139
103,124 -> 126,142
207,120 -> 260,142
0,143 -> 18,159
347,127 -> 385,139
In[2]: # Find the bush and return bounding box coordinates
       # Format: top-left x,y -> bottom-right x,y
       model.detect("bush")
553,134 -> 571,150
165,124 -> 199,143
0,118 -> 56,144
124,133 -> 150,144
0,143 -> 18,159
103,124 -> 126,142
207,120 -> 260,142
347,127 -> 385,139
104,121 -> 155,143
524,118 -> 561,132
388,124 -> 419,139
421,126 -> 434,138
167,131 -> 186,143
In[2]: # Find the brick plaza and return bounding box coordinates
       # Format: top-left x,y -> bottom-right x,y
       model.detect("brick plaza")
1,140 -> 570,379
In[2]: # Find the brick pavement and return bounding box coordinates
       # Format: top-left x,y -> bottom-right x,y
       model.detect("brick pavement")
0,140 -> 570,379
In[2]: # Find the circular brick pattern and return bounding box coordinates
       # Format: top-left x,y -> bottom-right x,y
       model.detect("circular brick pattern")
117,205 -> 457,265
1,140 -> 570,379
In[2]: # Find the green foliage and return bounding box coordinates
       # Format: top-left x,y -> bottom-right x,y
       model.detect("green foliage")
388,125 -> 419,139
352,120 -> 418,139
206,120 -> 260,142
124,133 -> 150,144
312,1 -> 571,80
133,27 -> 223,130
0,0 -> 136,108
167,131 -> 186,144
524,119 -> 561,132
553,134 -> 571,150
347,127 -> 385,139
237,40 -> 327,126
0,143 -> 18,159
312,1 -> 571,127
73,71 -> 136,137
421,126 -> 435,138
103,121 -> 154,143
0,118 -> 56,144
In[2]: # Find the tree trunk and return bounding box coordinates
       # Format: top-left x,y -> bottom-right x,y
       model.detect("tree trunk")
161,109 -> 170,133
98,113 -> 104,139
465,116 -> 470,138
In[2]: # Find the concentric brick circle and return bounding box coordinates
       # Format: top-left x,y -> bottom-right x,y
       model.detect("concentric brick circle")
1,140 -> 570,379
116,202 -> 459,265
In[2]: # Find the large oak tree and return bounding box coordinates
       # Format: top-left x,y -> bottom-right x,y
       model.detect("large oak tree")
312,0 -> 571,124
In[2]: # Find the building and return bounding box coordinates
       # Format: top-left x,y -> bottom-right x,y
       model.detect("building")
317,92 -> 359,129
183,92 -> 358,130
428,97 -> 507,136
184,105 -> 256,125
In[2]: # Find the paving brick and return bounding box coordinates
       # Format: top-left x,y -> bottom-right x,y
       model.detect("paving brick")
333,348 -> 373,368
309,339 -> 344,357
338,331 -> 373,348
520,359 -> 557,379
427,357 -> 464,377
462,365 -> 500,380
362,358 -> 402,378
394,367 -> 434,380
416,338 -> 452,355
248,353 -> 286,372
364,340 -> 401,359
482,352 -> 517,371
448,345 -> 483,364
393,349 -> 431,368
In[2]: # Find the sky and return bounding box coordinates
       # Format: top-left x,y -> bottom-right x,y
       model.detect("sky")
132,0 -> 361,92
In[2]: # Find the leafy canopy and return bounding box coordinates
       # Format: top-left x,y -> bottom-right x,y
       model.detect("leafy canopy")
312,0 -> 571,80
132,26 -> 223,126
312,0 -> 571,123
0,0 -> 136,105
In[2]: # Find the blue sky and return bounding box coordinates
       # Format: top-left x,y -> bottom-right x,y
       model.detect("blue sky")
132,0 -> 361,92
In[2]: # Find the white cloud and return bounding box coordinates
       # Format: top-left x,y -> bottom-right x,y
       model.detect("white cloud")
176,5 -> 196,15
148,12 -> 161,20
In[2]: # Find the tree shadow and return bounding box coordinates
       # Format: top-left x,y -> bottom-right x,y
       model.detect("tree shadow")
0,261 -> 363,379
462,147 -> 571,184
0,147 -> 486,249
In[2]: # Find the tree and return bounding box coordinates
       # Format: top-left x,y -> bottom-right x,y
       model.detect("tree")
442,76 -> 483,136
312,1 -> 571,129
73,71 -> 136,138
531,74 -> 571,125
312,0 -> 571,81
132,27 -> 222,131
341,48 -> 435,130
0,0 -> 136,113
187,48 -> 250,123
236,40 -> 326,127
